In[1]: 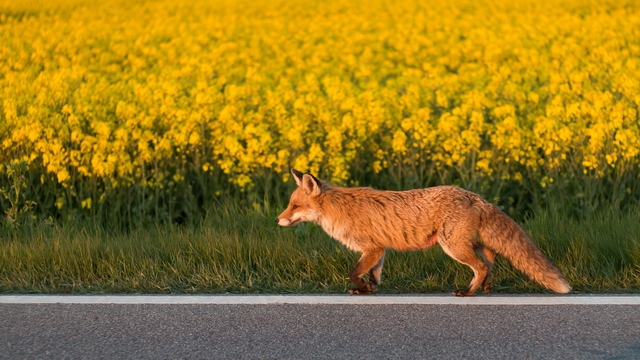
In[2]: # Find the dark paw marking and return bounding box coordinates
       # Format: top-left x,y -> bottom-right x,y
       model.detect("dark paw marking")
482,283 -> 492,293
349,282 -> 378,295
453,289 -> 472,297
349,288 -> 371,295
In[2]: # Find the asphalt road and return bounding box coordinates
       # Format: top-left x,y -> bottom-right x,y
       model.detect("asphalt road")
1,302 -> 639,359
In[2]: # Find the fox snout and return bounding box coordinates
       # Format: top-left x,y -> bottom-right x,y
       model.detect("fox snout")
276,205 -> 307,226
275,215 -> 294,226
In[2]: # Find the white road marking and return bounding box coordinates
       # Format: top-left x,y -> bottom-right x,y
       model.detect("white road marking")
0,295 -> 639,305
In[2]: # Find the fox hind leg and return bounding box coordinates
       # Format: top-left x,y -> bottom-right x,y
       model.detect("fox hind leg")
446,246 -> 487,297
368,251 -> 386,285
474,244 -> 495,293
349,248 -> 385,295
439,216 -> 487,297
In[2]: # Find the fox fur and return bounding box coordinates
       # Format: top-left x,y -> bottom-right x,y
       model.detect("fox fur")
276,169 -> 571,296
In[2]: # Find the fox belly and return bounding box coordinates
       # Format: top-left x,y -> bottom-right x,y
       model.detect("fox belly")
385,231 -> 438,251
390,230 -> 439,251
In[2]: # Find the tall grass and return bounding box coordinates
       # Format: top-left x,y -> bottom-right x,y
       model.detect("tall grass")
1,203 -> 638,294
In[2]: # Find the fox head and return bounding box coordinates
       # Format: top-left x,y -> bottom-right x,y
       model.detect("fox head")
276,169 -> 324,226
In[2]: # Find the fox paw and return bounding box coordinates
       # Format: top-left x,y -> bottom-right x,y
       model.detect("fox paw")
349,288 -> 371,295
482,282 -> 492,293
453,289 -> 473,297
349,282 -> 377,295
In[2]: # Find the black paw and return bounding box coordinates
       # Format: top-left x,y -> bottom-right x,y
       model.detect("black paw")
349,288 -> 371,295
453,289 -> 473,297
349,282 -> 377,295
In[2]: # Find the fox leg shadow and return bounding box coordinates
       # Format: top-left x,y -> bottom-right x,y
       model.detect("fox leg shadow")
349,248 -> 385,295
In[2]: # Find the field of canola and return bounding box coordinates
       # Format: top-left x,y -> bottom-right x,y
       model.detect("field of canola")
1,0 -> 640,225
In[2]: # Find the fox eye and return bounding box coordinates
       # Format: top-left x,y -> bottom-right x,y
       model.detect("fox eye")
292,204 -> 299,210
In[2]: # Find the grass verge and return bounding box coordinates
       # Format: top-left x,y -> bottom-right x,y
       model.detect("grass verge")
0,204 -> 638,294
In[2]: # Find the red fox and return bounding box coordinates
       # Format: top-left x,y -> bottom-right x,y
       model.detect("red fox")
276,169 -> 571,296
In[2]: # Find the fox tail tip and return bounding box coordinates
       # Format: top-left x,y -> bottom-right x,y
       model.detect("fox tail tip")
553,280 -> 572,294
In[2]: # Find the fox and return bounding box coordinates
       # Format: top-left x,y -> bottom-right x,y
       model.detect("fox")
276,168 -> 571,296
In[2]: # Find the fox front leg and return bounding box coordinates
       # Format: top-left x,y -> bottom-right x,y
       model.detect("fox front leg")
348,248 -> 385,295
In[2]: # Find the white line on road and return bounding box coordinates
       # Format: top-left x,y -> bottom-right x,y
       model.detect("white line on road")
1,295 -> 639,305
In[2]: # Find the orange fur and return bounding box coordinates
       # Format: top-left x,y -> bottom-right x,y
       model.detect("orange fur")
277,169 -> 571,296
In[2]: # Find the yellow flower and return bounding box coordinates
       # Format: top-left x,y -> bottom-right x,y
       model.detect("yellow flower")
81,197 -> 92,209
57,169 -> 69,183
392,130 -> 408,154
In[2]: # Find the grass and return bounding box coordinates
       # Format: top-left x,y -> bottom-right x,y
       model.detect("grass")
0,203 -> 638,294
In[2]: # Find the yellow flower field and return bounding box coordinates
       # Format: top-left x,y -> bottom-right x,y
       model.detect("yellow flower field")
0,0 -> 639,222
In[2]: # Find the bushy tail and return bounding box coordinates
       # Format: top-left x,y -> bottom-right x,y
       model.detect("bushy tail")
478,203 -> 571,293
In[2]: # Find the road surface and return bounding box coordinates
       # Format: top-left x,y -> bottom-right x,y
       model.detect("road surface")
1,295 -> 639,359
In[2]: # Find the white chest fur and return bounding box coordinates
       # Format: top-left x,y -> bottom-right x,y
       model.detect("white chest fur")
319,217 -> 362,252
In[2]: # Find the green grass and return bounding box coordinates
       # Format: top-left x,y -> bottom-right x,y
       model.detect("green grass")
0,203 -> 639,294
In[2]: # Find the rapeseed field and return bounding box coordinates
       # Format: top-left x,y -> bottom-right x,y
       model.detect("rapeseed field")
1,0 -> 639,225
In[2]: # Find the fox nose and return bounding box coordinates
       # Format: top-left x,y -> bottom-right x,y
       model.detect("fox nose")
275,217 -> 280,224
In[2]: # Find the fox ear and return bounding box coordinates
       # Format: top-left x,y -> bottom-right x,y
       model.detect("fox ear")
301,173 -> 322,196
291,168 -> 304,187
